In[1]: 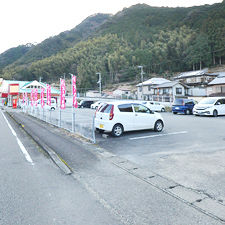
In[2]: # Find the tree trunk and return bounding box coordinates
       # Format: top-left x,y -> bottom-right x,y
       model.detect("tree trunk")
213,52 -> 216,66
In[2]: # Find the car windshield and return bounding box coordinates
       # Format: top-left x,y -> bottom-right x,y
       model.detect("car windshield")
199,98 -> 216,104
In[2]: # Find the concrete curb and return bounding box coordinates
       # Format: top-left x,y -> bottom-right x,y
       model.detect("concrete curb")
5,110 -> 72,175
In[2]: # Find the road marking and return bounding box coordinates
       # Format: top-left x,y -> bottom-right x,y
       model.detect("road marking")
129,131 -> 188,140
2,112 -> 35,165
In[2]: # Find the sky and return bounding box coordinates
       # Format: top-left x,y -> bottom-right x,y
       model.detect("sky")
0,0 -> 222,54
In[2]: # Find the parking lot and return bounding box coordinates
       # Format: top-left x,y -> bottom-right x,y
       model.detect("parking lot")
93,111 -> 225,201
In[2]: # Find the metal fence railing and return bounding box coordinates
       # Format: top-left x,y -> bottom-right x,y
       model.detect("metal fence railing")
23,106 -> 96,143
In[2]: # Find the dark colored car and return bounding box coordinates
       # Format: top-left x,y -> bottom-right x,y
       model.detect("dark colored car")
172,99 -> 195,115
78,100 -> 94,108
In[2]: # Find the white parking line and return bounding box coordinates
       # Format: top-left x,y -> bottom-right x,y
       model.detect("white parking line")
2,112 -> 35,165
129,131 -> 188,140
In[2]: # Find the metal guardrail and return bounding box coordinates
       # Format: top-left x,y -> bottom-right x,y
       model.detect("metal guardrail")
23,106 -> 96,143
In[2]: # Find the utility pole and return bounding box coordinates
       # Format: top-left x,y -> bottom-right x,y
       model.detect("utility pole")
138,66 -> 144,100
96,72 -> 101,96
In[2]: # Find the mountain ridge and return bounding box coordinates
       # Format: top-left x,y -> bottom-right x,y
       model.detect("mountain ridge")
0,2 -> 225,91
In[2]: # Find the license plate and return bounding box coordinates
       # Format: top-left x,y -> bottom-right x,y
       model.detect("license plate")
175,107 -> 179,109
99,124 -> 104,129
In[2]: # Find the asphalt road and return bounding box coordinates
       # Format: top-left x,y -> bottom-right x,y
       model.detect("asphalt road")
3,107 -> 225,224
0,110 -> 122,225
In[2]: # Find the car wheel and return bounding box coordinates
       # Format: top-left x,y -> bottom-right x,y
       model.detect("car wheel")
173,112 -> 177,114
111,124 -> 123,137
213,110 -> 218,117
51,107 -> 55,110
185,109 -> 190,115
161,108 -> 165,112
154,120 -> 163,132
81,106 -> 84,109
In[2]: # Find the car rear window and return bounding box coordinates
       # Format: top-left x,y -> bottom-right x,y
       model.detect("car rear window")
173,99 -> 183,105
99,104 -> 113,113
118,104 -> 133,112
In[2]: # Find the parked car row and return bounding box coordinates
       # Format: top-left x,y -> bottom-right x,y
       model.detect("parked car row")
172,97 -> 225,117
94,97 -> 225,138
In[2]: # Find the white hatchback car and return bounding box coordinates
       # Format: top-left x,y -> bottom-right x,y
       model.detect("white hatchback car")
95,101 -> 164,137
141,101 -> 165,112
193,97 -> 225,117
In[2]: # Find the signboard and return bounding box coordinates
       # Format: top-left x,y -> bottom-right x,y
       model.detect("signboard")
8,84 -> 19,95
60,79 -> 66,109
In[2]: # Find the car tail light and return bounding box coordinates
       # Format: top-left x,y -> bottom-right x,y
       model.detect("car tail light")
183,101 -> 185,106
109,105 -> 114,120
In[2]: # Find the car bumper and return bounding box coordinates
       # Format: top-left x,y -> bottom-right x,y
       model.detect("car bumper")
95,119 -> 113,132
193,110 -> 211,116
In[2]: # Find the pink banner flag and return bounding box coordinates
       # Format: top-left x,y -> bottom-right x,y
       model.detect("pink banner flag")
25,92 -> 27,105
22,92 -> 25,105
41,88 -> 45,108
72,75 -> 78,108
31,89 -> 34,106
34,88 -> 38,107
47,84 -> 51,106
60,79 -> 66,109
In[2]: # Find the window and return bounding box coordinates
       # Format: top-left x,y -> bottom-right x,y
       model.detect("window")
139,87 -> 142,92
176,88 -> 182,94
163,88 -> 169,94
216,87 -> 221,93
133,104 -> 150,113
148,86 -> 151,91
100,104 -> 113,113
118,104 -> 133,112
222,86 -> 225,93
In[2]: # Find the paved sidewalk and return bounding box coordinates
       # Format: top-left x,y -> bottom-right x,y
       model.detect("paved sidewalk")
4,107 -> 225,224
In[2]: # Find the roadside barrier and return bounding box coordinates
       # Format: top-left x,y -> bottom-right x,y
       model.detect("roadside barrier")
23,106 -> 96,143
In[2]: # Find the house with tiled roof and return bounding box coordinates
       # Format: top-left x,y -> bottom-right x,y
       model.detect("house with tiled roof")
172,68 -> 218,96
151,81 -> 190,102
205,72 -> 225,97
136,77 -> 170,100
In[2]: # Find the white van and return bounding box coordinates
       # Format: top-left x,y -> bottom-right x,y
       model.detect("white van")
193,97 -> 225,117
37,98 -> 57,110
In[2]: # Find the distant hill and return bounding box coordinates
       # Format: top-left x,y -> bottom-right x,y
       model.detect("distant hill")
0,44 -> 33,70
1,2 -> 225,91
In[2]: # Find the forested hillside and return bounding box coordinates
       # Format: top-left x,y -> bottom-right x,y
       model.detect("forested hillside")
1,2 -> 225,91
